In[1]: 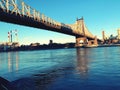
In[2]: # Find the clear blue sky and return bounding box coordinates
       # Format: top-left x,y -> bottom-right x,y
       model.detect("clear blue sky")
0,0 -> 120,45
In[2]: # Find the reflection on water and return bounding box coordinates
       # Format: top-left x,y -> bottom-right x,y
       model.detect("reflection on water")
7,52 -> 19,72
0,52 -> 19,73
8,52 -> 12,72
34,48 -> 92,89
15,52 -> 19,71
76,48 -> 89,77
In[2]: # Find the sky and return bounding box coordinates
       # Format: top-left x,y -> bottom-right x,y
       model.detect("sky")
0,0 -> 120,45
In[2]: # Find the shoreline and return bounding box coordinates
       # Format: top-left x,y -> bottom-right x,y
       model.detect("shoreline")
0,44 -> 120,53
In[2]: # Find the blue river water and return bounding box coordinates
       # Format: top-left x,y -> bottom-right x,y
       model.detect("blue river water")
0,47 -> 120,90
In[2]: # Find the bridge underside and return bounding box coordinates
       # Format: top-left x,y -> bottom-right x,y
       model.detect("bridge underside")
0,8 -> 102,47
0,9 -> 97,39
0,9 -> 85,38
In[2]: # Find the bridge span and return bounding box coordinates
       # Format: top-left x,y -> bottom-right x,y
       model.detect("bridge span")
0,0 -> 101,47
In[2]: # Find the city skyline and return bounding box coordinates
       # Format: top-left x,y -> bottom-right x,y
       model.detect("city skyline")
0,0 -> 120,45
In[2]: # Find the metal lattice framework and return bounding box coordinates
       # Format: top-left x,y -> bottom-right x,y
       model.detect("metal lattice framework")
0,0 -> 95,39
0,0 -> 61,25
68,18 -> 95,39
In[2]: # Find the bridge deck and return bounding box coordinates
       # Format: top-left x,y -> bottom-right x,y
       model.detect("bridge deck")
0,0 -> 102,41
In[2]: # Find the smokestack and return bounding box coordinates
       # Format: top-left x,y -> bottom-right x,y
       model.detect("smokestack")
8,32 -> 10,42
15,29 -> 18,42
10,30 -> 12,42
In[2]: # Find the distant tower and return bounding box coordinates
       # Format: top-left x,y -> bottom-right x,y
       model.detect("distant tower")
10,30 -> 12,42
49,40 -> 53,45
117,29 -> 120,39
8,32 -> 10,42
15,29 -> 18,42
102,31 -> 105,41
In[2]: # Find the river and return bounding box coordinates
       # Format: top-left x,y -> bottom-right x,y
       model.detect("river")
0,47 -> 120,90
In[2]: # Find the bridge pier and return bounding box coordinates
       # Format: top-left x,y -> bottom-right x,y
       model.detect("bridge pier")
87,36 -> 98,46
75,37 -> 88,47
75,36 -> 98,47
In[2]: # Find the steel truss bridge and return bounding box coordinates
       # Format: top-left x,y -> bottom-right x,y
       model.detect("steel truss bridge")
0,0 -> 101,47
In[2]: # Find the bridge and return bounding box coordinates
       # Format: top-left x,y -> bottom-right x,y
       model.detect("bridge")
0,0 -> 101,47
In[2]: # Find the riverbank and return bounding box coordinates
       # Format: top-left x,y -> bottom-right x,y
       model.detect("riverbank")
1,43 -> 120,52
98,44 -> 120,47
0,43 -> 75,52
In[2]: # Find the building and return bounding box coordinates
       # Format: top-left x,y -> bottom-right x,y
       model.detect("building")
117,29 -> 120,39
102,31 -> 105,41
49,40 -> 53,45
0,42 -> 20,51
30,43 -> 40,47
102,29 -> 120,44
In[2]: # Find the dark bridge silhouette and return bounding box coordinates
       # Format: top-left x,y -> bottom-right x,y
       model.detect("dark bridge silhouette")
0,0 -> 101,47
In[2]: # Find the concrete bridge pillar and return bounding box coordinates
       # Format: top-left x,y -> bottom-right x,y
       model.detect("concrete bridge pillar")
75,36 -> 98,47
75,37 -> 87,47
87,36 -> 98,46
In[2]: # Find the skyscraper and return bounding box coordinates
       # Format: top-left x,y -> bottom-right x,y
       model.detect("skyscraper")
117,29 -> 120,39
102,31 -> 105,41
